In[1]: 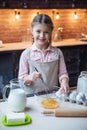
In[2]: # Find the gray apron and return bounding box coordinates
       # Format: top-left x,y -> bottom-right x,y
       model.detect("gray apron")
24,48 -> 59,95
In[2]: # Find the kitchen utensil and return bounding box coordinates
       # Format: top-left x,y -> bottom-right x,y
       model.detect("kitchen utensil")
3,78 -> 27,112
42,108 -> 87,117
34,67 -> 50,98
34,67 -> 49,89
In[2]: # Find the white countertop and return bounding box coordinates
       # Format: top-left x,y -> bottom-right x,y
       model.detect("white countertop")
0,94 -> 87,130
0,39 -> 87,52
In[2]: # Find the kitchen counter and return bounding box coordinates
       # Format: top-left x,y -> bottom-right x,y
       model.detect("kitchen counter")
0,94 -> 87,130
0,42 -> 32,52
0,39 -> 87,52
53,38 -> 87,47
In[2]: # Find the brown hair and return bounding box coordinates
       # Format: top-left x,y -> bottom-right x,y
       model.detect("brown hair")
31,14 -> 54,31
31,14 -> 54,44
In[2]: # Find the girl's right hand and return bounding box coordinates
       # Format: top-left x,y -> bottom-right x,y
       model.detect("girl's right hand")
30,71 -> 42,81
23,72 -> 42,86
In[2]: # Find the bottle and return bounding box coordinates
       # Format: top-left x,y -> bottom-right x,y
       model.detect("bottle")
22,28 -> 31,43
53,27 -> 63,42
77,71 -> 87,94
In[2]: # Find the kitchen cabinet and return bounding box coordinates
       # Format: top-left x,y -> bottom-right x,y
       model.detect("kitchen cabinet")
60,45 -> 87,87
0,52 -> 13,98
0,50 -> 22,98
80,45 -> 87,71
0,52 -> 13,84
59,46 -> 80,87
0,0 -> 87,9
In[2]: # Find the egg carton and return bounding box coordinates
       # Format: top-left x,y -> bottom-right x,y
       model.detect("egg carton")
56,90 -> 87,106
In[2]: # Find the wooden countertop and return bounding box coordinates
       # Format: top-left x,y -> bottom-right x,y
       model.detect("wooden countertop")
0,42 -> 32,52
53,38 -> 87,47
0,39 -> 87,52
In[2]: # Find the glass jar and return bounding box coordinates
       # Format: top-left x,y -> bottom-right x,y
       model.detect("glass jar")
77,71 -> 87,93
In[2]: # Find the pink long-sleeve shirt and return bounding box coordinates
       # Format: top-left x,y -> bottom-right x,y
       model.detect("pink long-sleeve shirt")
18,44 -> 69,83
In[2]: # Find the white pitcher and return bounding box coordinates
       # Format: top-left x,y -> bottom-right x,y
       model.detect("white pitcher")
3,78 -> 27,112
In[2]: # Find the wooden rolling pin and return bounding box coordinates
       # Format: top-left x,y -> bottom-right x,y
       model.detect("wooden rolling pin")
42,108 -> 87,117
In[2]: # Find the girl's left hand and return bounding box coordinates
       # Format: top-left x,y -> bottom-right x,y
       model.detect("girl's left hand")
59,78 -> 70,93
59,85 -> 69,93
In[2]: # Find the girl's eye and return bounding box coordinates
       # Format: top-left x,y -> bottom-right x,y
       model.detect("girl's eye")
36,30 -> 50,34
36,30 -> 40,33
45,31 -> 49,34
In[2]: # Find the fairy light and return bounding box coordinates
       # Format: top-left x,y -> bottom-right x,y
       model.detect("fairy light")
15,10 -> 20,20
74,12 -> 78,19
56,12 -> 60,20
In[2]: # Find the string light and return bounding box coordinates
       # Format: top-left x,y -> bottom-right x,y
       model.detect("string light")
15,10 -> 20,20
74,12 -> 78,19
56,12 -> 60,20
52,10 -> 60,20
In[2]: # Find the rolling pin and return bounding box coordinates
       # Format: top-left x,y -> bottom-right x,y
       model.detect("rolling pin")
42,108 -> 87,117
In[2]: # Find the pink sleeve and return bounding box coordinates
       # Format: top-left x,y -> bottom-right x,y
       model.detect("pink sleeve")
18,49 -> 29,79
58,49 -> 69,83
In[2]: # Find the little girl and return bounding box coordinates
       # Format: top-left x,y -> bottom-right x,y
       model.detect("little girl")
18,14 -> 69,94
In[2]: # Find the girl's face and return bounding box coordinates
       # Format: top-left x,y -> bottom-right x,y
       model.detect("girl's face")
32,23 -> 52,49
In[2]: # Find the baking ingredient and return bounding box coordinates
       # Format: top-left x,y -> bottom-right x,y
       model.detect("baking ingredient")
6,113 -> 25,123
41,98 -> 59,109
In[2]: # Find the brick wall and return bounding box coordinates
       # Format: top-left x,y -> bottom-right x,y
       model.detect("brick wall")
0,9 -> 87,43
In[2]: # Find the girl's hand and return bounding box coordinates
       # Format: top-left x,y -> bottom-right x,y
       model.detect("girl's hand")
23,72 -> 42,86
59,84 -> 69,93
24,79 -> 32,86
30,71 -> 42,81
59,78 -> 69,93
23,75 -> 32,86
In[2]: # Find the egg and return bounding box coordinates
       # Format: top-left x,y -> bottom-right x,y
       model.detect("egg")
62,92 -> 70,102
55,90 -> 62,100
76,93 -> 85,104
69,90 -> 77,103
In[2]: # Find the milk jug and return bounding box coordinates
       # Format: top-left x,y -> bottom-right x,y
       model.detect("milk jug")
3,78 -> 26,112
